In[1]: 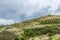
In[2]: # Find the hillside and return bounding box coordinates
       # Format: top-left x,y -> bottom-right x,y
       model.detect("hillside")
11,15 -> 60,28
0,15 -> 60,40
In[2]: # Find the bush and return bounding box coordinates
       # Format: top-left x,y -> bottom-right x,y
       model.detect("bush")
23,25 -> 60,38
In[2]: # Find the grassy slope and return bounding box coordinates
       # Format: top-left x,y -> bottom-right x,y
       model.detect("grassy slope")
10,15 -> 60,28
0,15 -> 60,40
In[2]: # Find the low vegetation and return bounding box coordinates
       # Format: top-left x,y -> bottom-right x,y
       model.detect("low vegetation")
0,15 -> 60,40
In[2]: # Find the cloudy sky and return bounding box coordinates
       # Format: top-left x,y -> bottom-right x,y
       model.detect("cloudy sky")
0,0 -> 60,25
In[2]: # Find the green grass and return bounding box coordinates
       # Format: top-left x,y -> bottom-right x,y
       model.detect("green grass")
22,25 -> 60,38
10,15 -> 60,28
0,25 -> 5,28
0,15 -> 60,40
40,19 -> 60,24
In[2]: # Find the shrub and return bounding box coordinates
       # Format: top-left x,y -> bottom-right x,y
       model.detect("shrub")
23,25 -> 60,38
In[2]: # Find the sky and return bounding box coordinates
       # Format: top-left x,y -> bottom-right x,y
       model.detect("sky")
0,0 -> 60,25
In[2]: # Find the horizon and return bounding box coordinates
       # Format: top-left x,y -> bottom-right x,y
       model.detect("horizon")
0,15 -> 59,25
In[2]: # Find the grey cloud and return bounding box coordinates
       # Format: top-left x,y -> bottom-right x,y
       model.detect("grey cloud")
0,0 -> 40,22
55,5 -> 60,12
25,7 -> 51,20
0,0 -> 60,25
